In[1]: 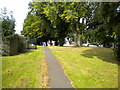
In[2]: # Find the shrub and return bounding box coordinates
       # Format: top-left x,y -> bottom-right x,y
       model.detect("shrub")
1,35 -> 10,56
2,34 -> 27,56
18,36 -> 27,53
7,34 -> 19,55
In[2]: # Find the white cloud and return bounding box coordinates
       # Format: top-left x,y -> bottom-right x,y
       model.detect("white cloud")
0,0 -> 32,34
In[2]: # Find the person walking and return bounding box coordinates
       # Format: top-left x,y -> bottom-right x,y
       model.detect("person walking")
43,42 -> 46,46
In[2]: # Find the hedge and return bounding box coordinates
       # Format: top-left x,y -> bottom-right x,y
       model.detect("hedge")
1,35 -> 10,56
2,34 -> 27,56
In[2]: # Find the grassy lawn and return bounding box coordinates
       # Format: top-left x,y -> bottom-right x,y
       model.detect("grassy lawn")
49,46 -> 118,88
2,46 -> 49,88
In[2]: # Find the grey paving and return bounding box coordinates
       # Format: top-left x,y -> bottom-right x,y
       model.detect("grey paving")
44,47 -> 73,88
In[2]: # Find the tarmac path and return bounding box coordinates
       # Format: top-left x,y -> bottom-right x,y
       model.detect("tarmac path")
44,47 -> 73,88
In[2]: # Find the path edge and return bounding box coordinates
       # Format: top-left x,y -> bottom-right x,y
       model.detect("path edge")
49,48 -> 75,88
43,47 -> 51,88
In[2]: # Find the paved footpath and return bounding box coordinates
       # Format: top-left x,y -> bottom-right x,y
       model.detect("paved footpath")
44,47 -> 73,88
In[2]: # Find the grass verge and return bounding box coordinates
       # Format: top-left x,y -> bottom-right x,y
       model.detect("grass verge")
2,46 -> 49,88
49,46 -> 118,88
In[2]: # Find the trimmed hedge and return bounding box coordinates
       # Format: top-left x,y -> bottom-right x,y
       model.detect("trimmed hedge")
2,34 -> 27,56
18,35 -> 27,53
8,34 -> 19,55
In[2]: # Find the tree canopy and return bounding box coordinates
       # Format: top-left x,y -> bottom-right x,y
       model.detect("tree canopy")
21,1 -> 120,59
22,2 -> 91,45
0,7 -> 16,37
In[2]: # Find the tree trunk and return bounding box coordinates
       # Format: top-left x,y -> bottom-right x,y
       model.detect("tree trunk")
76,23 -> 80,46
35,38 -> 37,49
45,41 -> 48,46
76,33 -> 80,46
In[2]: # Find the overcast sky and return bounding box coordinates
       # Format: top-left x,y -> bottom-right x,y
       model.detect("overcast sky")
0,0 -> 32,34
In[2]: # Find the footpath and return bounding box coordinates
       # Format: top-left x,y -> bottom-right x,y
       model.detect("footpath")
44,47 -> 73,88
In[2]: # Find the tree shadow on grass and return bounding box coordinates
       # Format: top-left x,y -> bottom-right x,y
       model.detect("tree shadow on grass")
79,47 -> 118,65
2,49 -> 36,57
21,49 -> 35,54
18,48 -> 39,55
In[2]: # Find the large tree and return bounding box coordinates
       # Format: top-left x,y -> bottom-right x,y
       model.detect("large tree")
21,2 -> 54,45
33,2 -> 70,45
30,2 -> 91,46
22,2 -> 71,45
86,2 -> 120,60
87,2 -> 119,45
58,2 -> 91,46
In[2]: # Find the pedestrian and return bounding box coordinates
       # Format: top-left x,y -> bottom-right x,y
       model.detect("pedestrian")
43,42 -> 46,46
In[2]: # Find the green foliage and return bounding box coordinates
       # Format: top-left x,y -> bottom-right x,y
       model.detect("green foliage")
2,34 -> 27,56
22,2 -> 119,52
87,2 -> 120,59
0,7 -> 15,37
2,35 -> 10,56
0,8 -> 27,56
88,3 -> 119,43
22,13 -> 43,38
22,2 -> 90,46
18,36 -> 27,53
7,34 -> 19,55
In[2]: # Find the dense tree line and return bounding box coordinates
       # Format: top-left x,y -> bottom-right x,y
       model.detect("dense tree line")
21,2 -> 120,59
21,2 -> 91,46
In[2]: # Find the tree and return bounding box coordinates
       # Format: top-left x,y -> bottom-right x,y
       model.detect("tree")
21,3 -> 54,45
0,7 -> 15,37
33,2 -> 70,45
59,2 -> 91,46
86,2 -> 120,60
87,2 -> 119,44
22,13 -> 43,38
22,2 -> 70,46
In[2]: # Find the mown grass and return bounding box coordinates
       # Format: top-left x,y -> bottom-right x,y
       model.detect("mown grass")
49,46 -> 118,88
2,46 -> 49,88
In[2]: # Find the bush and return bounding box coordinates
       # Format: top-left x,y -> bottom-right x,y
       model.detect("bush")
7,34 -> 19,55
2,34 -> 27,56
18,36 -> 27,53
1,35 -> 10,56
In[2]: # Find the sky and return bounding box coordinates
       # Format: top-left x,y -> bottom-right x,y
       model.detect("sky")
0,0 -> 32,34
